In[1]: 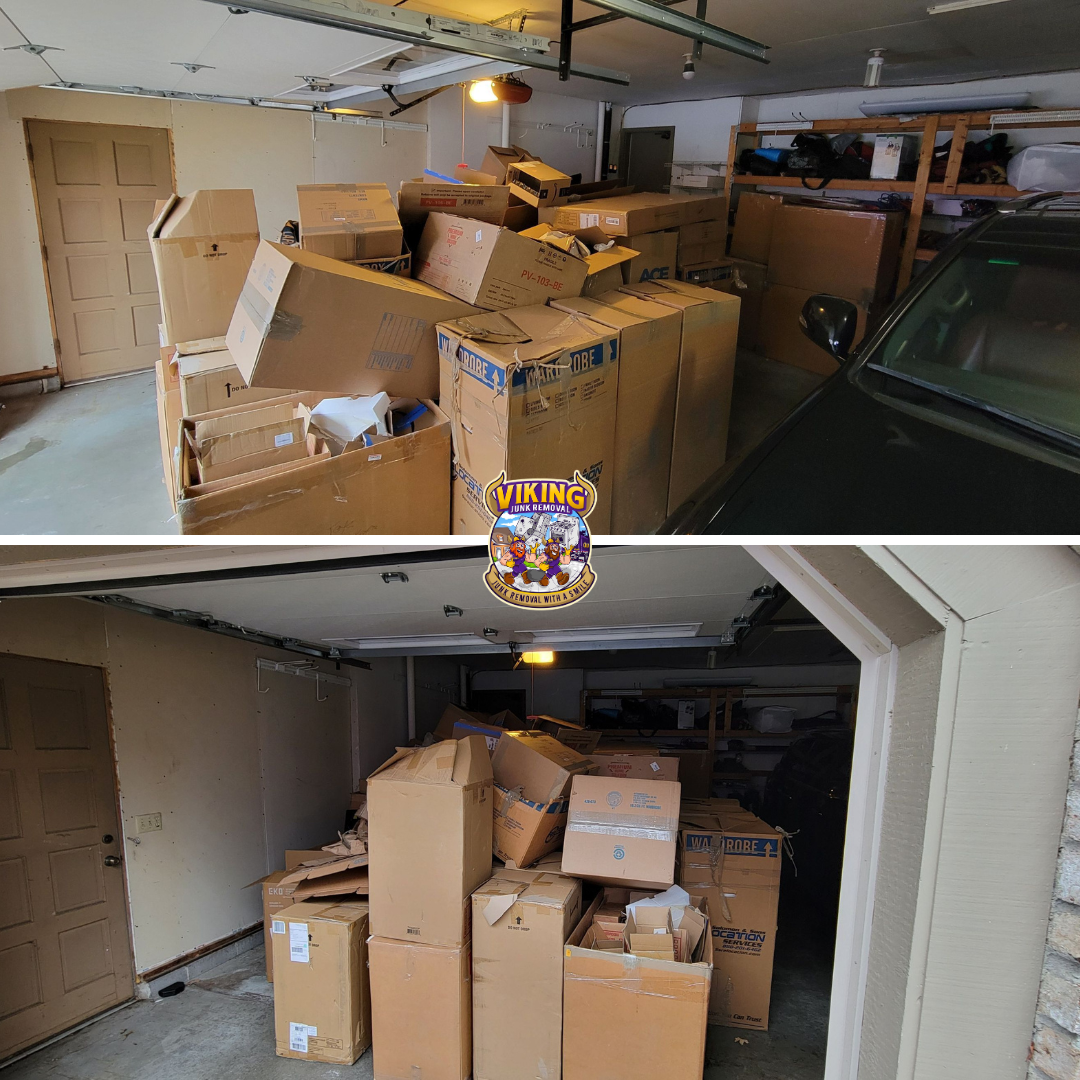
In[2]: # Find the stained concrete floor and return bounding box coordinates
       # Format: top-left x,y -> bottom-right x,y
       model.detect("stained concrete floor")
0,353 -> 823,536
5,906 -> 830,1080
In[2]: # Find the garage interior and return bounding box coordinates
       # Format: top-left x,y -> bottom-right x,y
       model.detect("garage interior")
1,0 -> 1078,534
0,544 -> 861,1079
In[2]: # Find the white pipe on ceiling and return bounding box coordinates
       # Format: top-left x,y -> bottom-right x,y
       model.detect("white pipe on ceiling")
406,655 -> 417,741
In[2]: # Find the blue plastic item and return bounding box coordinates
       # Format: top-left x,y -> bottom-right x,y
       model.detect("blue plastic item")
393,403 -> 428,434
423,169 -> 463,184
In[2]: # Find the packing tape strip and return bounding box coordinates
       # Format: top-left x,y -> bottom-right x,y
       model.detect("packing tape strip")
565,822 -> 676,843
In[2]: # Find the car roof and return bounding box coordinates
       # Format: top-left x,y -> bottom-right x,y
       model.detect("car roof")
1001,192 -> 1080,216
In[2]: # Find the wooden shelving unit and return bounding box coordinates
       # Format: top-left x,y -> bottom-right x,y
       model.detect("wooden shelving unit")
724,107 -> 1080,293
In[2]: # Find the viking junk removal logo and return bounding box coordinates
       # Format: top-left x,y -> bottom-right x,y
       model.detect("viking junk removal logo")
483,472 -> 597,609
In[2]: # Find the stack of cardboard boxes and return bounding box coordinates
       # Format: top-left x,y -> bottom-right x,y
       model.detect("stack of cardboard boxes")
261,714 -> 785,1080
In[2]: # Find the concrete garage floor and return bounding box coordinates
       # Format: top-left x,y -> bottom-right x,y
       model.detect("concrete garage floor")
4,918 -> 829,1080
0,353 -> 824,536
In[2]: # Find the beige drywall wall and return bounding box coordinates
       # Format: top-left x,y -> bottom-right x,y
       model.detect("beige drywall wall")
0,86 -> 427,381
0,597 -> 364,973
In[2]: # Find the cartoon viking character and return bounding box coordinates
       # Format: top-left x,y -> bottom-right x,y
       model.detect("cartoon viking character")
538,538 -> 571,588
499,537 -> 529,585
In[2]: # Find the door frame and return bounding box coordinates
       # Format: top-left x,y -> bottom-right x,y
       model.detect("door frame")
617,125 -> 675,191
21,118 -> 176,388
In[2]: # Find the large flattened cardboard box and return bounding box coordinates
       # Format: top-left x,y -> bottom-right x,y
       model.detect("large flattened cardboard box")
730,191 -> 785,264
369,936 -> 471,1080
174,336 -> 290,416
617,280 -> 740,515
554,192 -> 725,238
226,240 -> 478,400
562,892 -> 712,1080
679,806 -> 781,1030
272,899 -> 371,1065
367,737 -> 493,947
561,775 -> 681,889
416,212 -> 587,310
758,283 -> 868,376
174,393 -> 451,535
715,258 -> 767,350
149,189 -> 260,347
438,305 -> 619,535
551,293 -> 680,534
297,183 -> 402,261
472,870 -> 582,1080
623,230 -> 679,285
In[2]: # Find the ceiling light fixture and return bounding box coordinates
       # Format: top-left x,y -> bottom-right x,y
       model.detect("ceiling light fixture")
864,48 -> 885,88
927,0 -> 1013,12
521,650 -> 555,665
521,624 -> 702,644
469,79 -> 498,103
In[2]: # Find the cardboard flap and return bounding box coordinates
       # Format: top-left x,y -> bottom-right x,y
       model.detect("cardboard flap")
482,890 -> 521,926
403,740 -> 458,783
147,193 -> 180,239
455,311 -> 533,345
175,335 -> 228,357
366,745 -> 420,779
452,734 -> 494,785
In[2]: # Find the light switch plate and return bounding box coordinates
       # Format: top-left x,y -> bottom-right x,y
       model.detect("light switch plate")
136,812 -> 162,834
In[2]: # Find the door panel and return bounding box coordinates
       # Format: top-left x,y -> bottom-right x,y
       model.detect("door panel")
0,656 -> 132,1059
619,127 -> 674,193
27,120 -> 173,382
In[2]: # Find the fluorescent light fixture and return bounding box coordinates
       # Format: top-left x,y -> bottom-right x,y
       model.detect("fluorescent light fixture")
521,623 -> 702,644
469,79 -> 498,102
325,633 -> 492,650
521,650 -> 555,664
927,0 -> 1013,12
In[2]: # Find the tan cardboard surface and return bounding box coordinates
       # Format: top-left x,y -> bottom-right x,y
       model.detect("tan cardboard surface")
506,161 -> 572,207
491,730 -> 592,804
589,750 -> 679,781
298,183 -> 402,261
272,899 -> 371,1065
481,145 -> 538,184
491,785 -> 570,868
561,775 -> 681,888
623,230 -> 679,285
679,219 -> 727,247
758,283 -> 866,376
715,258 -> 767,350
398,181 -> 535,230
416,213 -> 587,310
176,340 -> 290,415
149,189 -> 260,347
226,240 -> 478,399
369,937 -> 471,1080
553,192 -> 724,238
438,305 -> 619,535
730,192 -> 784,264
367,738 -> 493,946
551,293 -> 680,533
472,870 -> 581,1080
155,359 -> 182,511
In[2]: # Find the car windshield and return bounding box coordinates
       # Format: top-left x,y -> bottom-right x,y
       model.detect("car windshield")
864,209 -> 1080,441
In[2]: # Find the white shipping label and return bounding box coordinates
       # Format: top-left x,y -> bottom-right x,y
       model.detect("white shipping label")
367,454 -> 382,461
289,1022 -> 317,1053
289,922 -> 309,963
579,213 -> 600,228
650,761 -> 660,772
271,919 -> 285,935
604,215 -> 621,225
475,228 -> 483,243
274,432 -> 294,448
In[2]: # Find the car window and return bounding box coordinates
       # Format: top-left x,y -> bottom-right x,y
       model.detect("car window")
865,215 -> 1080,439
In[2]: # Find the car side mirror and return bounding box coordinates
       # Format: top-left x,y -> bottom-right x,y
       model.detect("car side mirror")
800,294 -> 859,361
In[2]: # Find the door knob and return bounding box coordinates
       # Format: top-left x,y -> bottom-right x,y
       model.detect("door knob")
103,855 -> 122,867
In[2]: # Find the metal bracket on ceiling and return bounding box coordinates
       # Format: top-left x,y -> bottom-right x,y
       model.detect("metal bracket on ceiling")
382,81 -> 456,116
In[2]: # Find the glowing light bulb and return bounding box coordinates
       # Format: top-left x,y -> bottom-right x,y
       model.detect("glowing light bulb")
469,80 -> 498,103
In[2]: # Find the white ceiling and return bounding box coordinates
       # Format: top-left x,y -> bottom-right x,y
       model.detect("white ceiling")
2,0 -> 1078,108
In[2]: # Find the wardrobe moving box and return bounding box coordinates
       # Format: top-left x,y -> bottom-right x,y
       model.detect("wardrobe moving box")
715,258 -> 767,350
623,230 -> 679,284
368,937 -> 471,1080
437,305 -> 619,535
562,893 -> 712,1080
149,189 -> 260,346
506,161 -> 573,207
561,775 -> 681,889
730,191 -> 784,264
174,336 -> 289,416
618,280 -> 740,514
174,393 -> 451,535
272,900 -> 371,1065
297,183 -> 402,261
679,807 -> 782,1030
492,731 -> 593,804
226,241 -> 478,400
758,283 -> 868,376
551,293 -> 680,533
366,737 -> 493,947
589,749 -> 679,782
416,213 -> 587,309
553,192 -> 724,238
472,871 -> 582,1080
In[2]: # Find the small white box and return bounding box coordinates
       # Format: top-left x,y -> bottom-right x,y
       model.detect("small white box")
870,135 -> 914,181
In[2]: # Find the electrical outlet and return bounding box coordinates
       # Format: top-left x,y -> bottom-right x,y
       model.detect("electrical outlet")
136,812 -> 162,834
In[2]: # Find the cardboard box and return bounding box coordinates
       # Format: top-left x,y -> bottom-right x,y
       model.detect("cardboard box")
871,134 -> 917,180
623,230 -> 679,284
347,244 -> 412,277
617,280 -> 740,514
492,730 -> 593,804
730,191 -> 784,264
472,870 -> 582,1080
758,282 -> 868,376
679,807 -> 781,1030
192,400 -> 309,481
438,304 -> 619,535
562,892 -> 712,1080
297,183 -> 402,261
678,219 -> 727,247
677,238 -> 727,269
397,180 -> 535,231
148,189 -> 260,347
367,737 -> 493,946
589,750 -> 679,782
679,260 -> 733,286
506,161 -> 573,207
518,223 -> 637,298
766,200 -> 904,308
272,899 -> 371,1065
175,393 -> 451,534
226,240 -> 478,399
553,192 -> 725,238
491,785 -> 571,868
259,870 -> 297,982
155,358 -> 182,511
550,293 -> 680,534
369,937 -> 471,1080
482,145 -> 539,184
561,775 -> 681,889
416,213 -> 588,310
715,258 -> 767,350
175,336 -> 290,416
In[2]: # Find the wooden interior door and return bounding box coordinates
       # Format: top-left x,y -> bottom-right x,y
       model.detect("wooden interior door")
0,655 -> 133,1059
26,120 -> 173,383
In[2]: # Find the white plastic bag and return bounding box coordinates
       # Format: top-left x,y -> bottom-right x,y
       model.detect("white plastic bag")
747,705 -> 795,733
1007,144 -> 1080,193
